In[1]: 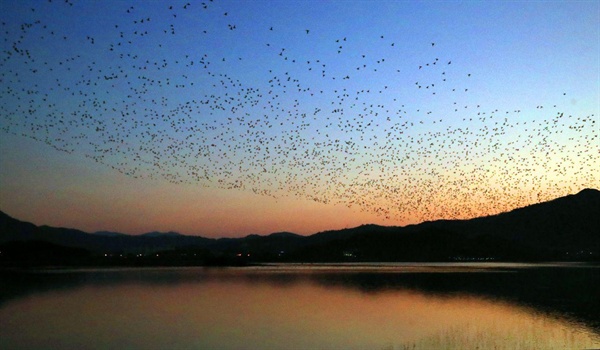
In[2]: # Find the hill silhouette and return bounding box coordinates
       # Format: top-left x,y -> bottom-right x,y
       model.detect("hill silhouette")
0,188 -> 598,265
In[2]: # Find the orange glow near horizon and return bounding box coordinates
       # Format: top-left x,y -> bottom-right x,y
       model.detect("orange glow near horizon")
1,132 -> 597,237
0,1 -> 598,237
1,154 -> 593,238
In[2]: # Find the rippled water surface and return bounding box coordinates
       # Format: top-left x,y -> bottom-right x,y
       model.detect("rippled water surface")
1,263 -> 599,349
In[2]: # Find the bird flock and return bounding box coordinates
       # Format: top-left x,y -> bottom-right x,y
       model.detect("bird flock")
1,0 -> 598,224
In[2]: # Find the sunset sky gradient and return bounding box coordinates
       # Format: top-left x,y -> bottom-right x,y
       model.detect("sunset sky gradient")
1,0 -> 598,237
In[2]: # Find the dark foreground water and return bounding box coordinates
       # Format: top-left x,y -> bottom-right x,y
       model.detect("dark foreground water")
1,263 -> 599,349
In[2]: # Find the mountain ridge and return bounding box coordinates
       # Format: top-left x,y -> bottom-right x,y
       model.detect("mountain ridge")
1,188 -> 598,263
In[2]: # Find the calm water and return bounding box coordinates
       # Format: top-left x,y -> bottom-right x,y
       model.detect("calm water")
1,263 -> 599,349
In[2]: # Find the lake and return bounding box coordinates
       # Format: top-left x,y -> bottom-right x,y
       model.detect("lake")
1,263 -> 599,349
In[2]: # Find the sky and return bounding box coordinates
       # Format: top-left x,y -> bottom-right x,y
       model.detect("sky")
0,0 -> 598,237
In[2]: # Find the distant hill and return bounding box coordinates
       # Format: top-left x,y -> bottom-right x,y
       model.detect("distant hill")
93,231 -> 128,237
0,188 -> 598,264
297,188 -> 599,261
419,188 -> 599,253
0,211 -> 212,254
140,231 -> 183,238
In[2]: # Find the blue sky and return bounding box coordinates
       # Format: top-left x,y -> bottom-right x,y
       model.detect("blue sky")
0,0 -> 598,236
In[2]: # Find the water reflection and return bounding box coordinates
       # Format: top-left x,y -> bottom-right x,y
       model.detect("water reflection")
0,264 -> 599,349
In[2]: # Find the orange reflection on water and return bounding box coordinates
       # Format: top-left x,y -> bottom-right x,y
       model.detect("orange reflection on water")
0,269 -> 599,349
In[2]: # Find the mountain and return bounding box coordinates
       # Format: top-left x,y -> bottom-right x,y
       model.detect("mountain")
296,188 -> 599,261
0,211 -> 212,254
267,231 -> 303,238
421,188 -> 600,253
93,231 -> 128,237
0,188 -> 598,264
140,231 -> 183,238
